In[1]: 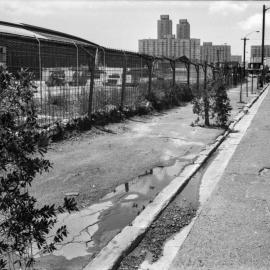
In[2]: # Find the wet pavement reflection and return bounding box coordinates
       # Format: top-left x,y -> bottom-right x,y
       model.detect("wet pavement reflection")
36,154 -> 196,269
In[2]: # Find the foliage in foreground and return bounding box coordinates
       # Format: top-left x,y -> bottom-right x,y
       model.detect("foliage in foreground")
0,68 -> 77,270
192,78 -> 232,128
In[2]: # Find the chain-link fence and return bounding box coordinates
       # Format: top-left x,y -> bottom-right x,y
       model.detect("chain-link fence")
1,23 -> 242,128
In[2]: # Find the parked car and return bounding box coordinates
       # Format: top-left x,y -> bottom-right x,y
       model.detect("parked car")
45,70 -> 66,87
69,70 -> 90,86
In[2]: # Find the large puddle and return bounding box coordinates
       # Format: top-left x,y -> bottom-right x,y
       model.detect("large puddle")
36,153 -> 197,270
136,151 -> 220,270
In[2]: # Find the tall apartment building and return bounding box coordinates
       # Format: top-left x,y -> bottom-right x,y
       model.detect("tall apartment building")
138,39 -> 157,56
214,45 -> 231,62
157,15 -> 172,39
200,42 -> 231,63
250,45 -> 270,63
190,39 -> 200,60
139,16 -> 201,60
200,42 -> 215,63
176,19 -> 190,39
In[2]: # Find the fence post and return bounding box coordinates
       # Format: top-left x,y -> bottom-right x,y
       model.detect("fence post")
246,71 -> 249,97
240,68 -> 243,103
170,60 -> 176,87
88,49 -> 97,119
203,61 -> 210,126
204,62 -> 207,89
120,52 -> 127,110
212,67 -> 215,81
147,60 -> 153,95
187,62 -> 190,87
251,70 -> 254,94
195,65 -> 199,90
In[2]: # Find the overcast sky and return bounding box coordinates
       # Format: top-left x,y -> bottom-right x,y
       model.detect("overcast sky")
1,1 -> 270,60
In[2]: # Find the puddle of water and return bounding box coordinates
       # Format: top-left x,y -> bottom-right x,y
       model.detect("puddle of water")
138,152 -> 219,269
48,201 -> 113,259
37,153 -> 200,268
170,138 -> 204,147
125,194 -> 139,200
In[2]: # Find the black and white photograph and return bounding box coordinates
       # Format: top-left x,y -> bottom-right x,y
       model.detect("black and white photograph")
0,0 -> 270,269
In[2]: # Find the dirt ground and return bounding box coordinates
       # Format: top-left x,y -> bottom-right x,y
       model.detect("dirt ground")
31,84 -> 255,210
31,104 -> 223,209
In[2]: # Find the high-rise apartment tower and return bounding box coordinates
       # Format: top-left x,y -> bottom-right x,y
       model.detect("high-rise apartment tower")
176,19 -> 190,39
157,15 -> 172,39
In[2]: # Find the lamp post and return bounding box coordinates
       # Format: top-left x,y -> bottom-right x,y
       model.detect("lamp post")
240,30 -> 259,101
261,4 -> 270,87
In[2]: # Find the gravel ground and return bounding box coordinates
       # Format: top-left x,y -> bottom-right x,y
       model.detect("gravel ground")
118,205 -> 196,270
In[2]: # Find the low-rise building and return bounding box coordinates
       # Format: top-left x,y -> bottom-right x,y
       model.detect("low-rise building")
230,55 -> 242,64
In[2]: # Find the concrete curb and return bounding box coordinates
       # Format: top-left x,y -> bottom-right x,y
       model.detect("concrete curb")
83,84 -> 269,270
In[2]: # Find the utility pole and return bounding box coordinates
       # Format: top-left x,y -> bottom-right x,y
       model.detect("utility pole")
241,37 -> 249,96
240,30 -> 259,100
261,5 -> 266,87
261,4 -> 269,87
241,37 -> 248,79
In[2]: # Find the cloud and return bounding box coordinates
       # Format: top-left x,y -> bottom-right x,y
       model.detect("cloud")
0,0 -> 195,20
208,2 -> 248,16
238,13 -> 270,31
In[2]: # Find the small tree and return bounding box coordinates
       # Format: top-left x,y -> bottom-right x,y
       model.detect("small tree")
192,78 -> 232,128
211,79 -> 232,128
0,68 -> 77,270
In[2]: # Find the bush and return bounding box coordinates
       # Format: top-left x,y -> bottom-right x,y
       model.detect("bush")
0,68 -> 78,270
146,80 -> 193,111
192,78 -> 232,128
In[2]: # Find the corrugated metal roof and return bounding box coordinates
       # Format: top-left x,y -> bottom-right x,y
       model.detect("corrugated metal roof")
21,23 -> 95,46
0,21 -> 154,60
27,30 -> 89,45
0,24 -> 47,40
0,21 -> 97,47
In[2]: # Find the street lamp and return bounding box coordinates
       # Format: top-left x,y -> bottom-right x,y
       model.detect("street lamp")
261,4 -> 270,86
240,30 -> 259,101
241,30 -> 260,75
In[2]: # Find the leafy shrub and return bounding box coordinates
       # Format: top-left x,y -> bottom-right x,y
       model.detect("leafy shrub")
192,78 -> 232,128
146,80 -> 193,111
0,68 -> 78,270
212,80 -> 232,127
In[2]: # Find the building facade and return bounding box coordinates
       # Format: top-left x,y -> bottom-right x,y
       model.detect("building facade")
176,19 -> 190,39
230,55 -> 242,64
157,15 -> 172,39
139,17 -> 200,60
200,42 -> 231,63
139,15 -> 233,63
190,39 -> 200,60
138,38 -> 200,60
250,45 -> 270,63
200,42 -> 214,63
